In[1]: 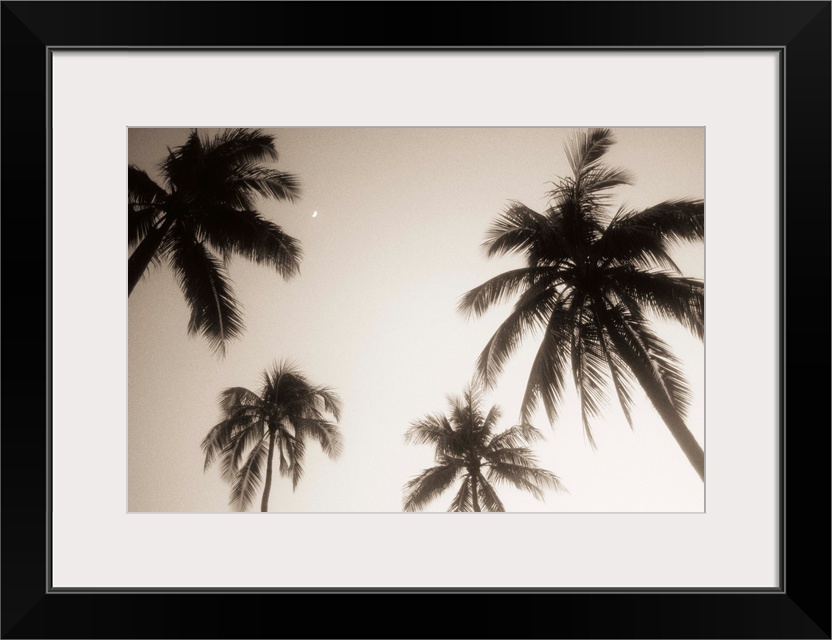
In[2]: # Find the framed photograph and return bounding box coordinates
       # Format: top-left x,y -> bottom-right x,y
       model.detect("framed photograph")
3,2 -> 829,638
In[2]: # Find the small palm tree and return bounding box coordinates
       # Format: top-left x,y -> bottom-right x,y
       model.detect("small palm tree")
128,128 -> 302,355
403,386 -> 565,512
459,128 -> 705,480
201,361 -> 343,512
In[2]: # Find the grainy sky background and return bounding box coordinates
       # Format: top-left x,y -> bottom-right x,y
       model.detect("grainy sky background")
128,126 -> 704,513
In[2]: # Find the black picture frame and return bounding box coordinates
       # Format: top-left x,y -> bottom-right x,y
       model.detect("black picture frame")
2,2 -> 829,638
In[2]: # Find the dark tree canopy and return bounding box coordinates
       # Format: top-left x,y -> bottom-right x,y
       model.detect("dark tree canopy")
403,385 -> 565,512
128,128 -> 302,356
459,128 -> 705,480
201,361 -> 343,512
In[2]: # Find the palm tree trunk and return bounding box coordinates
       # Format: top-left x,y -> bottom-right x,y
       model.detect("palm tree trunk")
260,430 -> 276,512
470,474 -> 481,512
606,327 -> 705,481
128,215 -> 173,295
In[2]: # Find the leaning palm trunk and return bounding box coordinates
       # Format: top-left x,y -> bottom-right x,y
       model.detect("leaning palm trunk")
260,430 -> 277,512
606,324 -> 705,480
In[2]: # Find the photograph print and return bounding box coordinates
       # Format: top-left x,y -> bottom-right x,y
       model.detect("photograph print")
128,126 -> 704,513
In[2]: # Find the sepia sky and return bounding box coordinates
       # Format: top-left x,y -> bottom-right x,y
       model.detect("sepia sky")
128,126 -> 705,513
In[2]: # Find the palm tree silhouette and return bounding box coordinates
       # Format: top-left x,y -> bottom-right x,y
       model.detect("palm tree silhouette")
403,386 -> 565,512
128,128 -> 302,355
201,361 -> 343,512
459,128 -> 705,480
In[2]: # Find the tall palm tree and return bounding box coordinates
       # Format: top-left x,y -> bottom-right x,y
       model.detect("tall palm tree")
459,128 -> 705,480
201,361 -> 343,512
128,128 -> 302,355
403,386 -> 565,512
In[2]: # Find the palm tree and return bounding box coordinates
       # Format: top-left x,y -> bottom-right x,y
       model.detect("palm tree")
128,128 -> 302,355
403,386 -> 565,512
201,361 -> 343,512
459,128 -> 705,480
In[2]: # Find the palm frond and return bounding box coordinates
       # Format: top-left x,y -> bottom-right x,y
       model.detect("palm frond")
223,165 -> 302,206
201,416 -> 248,471
128,208 -> 165,250
475,475 -> 506,512
473,281 -> 562,389
404,413 -> 453,450
219,422 -> 267,483
285,435 -> 306,490
608,269 -> 704,339
591,302 -> 637,429
229,436 -> 268,512
128,165 -> 167,206
448,386 -> 485,433
307,385 -> 344,423
485,424 -> 545,453
598,199 -> 704,270
448,476 -> 473,512
482,405 -> 502,434
581,165 -> 633,194
218,386 -> 265,416
570,308 -> 610,448
564,128 -> 617,177
603,302 -> 693,417
519,300 -> 573,425
205,128 -> 280,165
128,166 -> 167,248
482,201 -> 573,263
458,266 -> 564,319
167,225 -> 244,357
487,459 -> 566,498
293,417 -> 343,460
403,463 -> 462,512
195,207 -> 302,279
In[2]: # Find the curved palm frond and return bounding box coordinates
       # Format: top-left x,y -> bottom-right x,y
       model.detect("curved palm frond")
223,165 -> 302,205
293,417 -> 343,460
602,301 -> 693,417
486,459 -> 566,498
194,207 -> 302,278
218,387 -> 265,414
229,436 -> 268,512
219,422 -> 268,483
449,476 -> 474,512
483,201 -> 573,263
564,128 -> 616,177
518,299 -> 573,424
128,166 -> 168,248
201,413 -> 258,472
597,199 -> 704,270
570,310 -> 612,448
590,300 -> 638,429
128,165 -> 167,207
166,225 -> 243,356
607,269 -> 704,339
204,127 -> 280,165
403,463 -> 462,512
475,475 -> 505,512
404,414 -> 454,450
458,266 -> 564,319
472,281 -> 564,389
